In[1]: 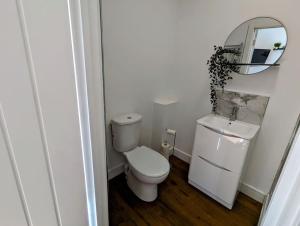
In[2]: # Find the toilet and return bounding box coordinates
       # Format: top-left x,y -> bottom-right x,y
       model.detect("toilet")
111,113 -> 170,202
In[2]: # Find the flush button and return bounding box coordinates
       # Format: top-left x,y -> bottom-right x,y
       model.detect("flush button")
127,116 -> 132,119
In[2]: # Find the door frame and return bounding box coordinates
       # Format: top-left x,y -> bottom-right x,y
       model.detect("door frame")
68,0 -> 109,225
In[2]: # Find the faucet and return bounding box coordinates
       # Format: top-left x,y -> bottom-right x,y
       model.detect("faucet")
229,106 -> 239,121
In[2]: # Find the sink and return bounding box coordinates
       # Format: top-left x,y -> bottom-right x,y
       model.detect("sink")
197,114 -> 260,140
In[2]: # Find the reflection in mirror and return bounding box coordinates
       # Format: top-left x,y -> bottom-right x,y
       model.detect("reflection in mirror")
224,17 -> 287,75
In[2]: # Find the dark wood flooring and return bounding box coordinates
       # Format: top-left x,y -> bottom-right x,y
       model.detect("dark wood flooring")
109,156 -> 262,226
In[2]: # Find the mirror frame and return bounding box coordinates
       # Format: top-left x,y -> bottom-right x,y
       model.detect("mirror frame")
224,17 -> 288,75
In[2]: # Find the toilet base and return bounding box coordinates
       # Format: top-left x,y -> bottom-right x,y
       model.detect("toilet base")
127,171 -> 157,202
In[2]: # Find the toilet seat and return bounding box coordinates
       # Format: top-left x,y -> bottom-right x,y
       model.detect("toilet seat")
125,146 -> 170,182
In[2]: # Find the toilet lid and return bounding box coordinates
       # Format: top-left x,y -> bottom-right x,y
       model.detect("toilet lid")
125,146 -> 170,178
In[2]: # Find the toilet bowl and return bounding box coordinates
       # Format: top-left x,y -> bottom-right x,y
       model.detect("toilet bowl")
111,113 -> 170,202
124,146 -> 170,201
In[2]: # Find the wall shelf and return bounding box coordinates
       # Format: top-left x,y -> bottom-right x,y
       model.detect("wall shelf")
227,63 -> 280,66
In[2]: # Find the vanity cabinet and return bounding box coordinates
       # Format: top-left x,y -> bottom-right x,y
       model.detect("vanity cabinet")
188,115 -> 257,209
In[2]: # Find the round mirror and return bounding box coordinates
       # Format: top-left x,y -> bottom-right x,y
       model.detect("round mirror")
224,17 -> 287,75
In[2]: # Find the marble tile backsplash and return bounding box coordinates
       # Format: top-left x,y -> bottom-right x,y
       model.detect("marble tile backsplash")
215,90 -> 269,125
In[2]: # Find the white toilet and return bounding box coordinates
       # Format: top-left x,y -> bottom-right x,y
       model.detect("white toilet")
111,113 -> 170,202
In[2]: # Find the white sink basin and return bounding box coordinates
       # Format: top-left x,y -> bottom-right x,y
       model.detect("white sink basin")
197,114 -> 260,140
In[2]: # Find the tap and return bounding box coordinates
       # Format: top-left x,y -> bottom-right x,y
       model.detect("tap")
229,106 -> 239,121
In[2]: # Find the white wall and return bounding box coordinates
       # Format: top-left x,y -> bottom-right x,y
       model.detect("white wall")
172,0 -> 300,196
102,0 -> 300,199
101,0 -> 178,170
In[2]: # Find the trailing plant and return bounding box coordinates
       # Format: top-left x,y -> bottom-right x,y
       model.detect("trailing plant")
207,45 -> 240,112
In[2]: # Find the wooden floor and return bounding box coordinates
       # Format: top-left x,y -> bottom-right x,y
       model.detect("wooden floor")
109,156 -> 262,226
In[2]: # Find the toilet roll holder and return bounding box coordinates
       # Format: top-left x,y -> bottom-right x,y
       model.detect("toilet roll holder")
162,128 -> 177,156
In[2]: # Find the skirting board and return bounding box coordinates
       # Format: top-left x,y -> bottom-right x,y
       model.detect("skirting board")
173,147 -> 265,203
173,147 -> 191,163
108,162 -> 124,180
239,182 -> 265,203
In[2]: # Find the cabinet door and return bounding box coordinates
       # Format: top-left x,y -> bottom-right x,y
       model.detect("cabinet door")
188,124 -> 251,207
192,125 -> 249,173
189,155 -> 240,206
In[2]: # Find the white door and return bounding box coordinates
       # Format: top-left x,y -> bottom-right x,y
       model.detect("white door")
261,121 -> 300,226
0,0 -> 95,225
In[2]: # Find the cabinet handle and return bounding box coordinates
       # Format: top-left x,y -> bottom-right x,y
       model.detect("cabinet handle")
198,155 -> 232,172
